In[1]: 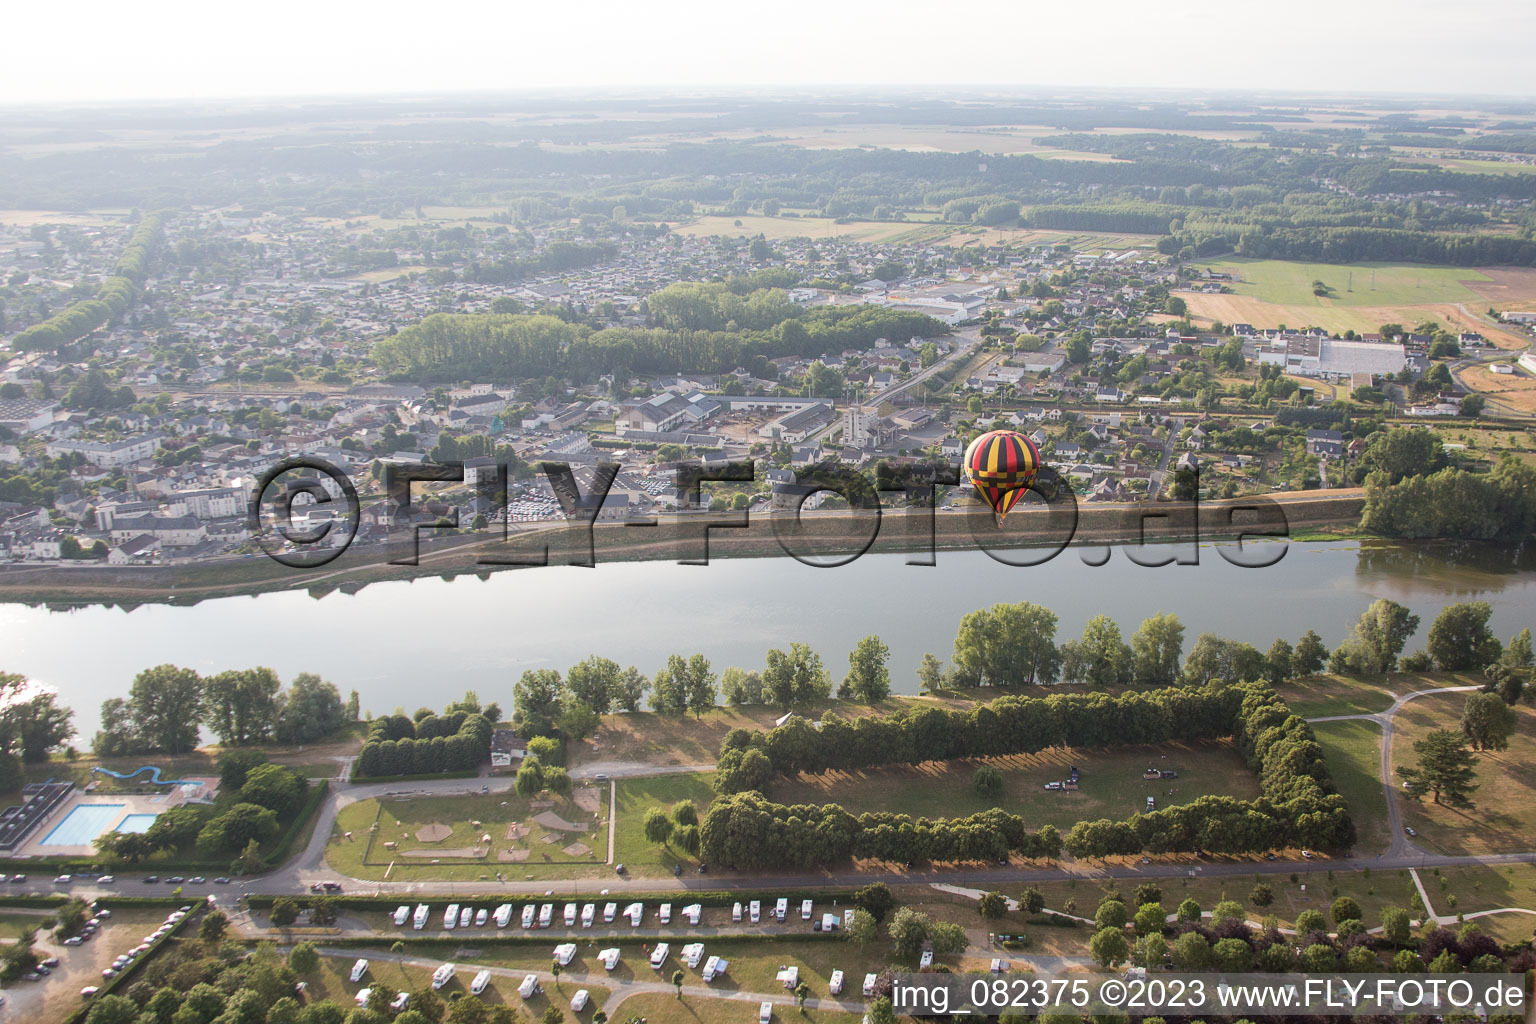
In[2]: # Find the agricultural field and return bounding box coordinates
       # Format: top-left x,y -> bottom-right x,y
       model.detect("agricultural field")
329,786 -> 611,881
1391,693 -> 1536,857
769,741 -> 1262,834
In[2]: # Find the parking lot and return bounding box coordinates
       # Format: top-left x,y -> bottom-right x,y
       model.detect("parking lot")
1,906 -> 176,1023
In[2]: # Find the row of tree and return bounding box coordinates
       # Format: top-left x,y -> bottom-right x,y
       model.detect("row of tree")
94,665 -> 354,756
697,791 -> 1062,870
11,213 -> 165,352
1360,458 -> 1536,540
354,698 -> 495,779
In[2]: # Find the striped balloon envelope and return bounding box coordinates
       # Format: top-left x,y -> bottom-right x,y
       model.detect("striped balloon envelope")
963,429 -> 1042,521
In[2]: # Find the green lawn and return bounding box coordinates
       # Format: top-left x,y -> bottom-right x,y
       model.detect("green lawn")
611,992 -> 864,1024
329,786 -> 610,882
1195,258 -> 1492,307
613,772 -> 717,875
1310,719 -> 1391,855
1277,673 -> 1397,718
770,741 -> 1260,835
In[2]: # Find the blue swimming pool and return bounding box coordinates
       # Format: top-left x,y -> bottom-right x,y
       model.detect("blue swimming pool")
116,813 -> 158,835
39,804 -> 125,846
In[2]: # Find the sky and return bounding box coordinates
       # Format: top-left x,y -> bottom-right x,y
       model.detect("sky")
4,0 -> 1534,105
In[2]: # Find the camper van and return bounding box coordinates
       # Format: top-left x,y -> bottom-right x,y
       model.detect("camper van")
442,905 -> 459,930
773,898 -> 788,922
474,908 -> 487,927
570,990 -> 590,1013
800,899 -> 813,920
521,904 -> 536,929
648,943 -> 669,969
349,959 -> 369,983
537,904 -> 553,928
431,964 -> 454,990
493,904 -> 513,928
598,948 -> 620,971
919,950 -> 934,969
843,908 -> 855,929
758,1000 -> 774,1024
682,903 -> 701,925
829,971 -> 844,995
777,966 -> 798,989
517,975 -> 541,1000
412,905 -> 429,930
353,989 -> 372,1008
749,900 -> 761,923
562,904 -> 577,927
470,970 -> 491,995
458,907 -> 472,929
862,973 -> 878,996
580,903 -> 595,928
625,902 -> 643,927
553,943 -> 576,967
702,955 -> 728,982
389,993 -> 409,1012
732,902 -> 742,922
820,913 -> 839,932
602,902 -> 617,923
392,906 -> 409,927
682,943 -> 705,969
659,902 -> 672,924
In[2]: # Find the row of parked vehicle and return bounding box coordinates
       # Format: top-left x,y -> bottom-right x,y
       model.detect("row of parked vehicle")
392,899 -> 710,932
734,898 -> 850,933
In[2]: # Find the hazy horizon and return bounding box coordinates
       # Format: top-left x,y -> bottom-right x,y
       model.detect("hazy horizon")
6,0 -> 1534,106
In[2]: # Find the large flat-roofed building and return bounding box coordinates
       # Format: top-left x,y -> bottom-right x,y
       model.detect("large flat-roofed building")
1257,336 -> 1404,379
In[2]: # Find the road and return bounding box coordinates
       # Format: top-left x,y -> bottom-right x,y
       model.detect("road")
806,327 -> 987,446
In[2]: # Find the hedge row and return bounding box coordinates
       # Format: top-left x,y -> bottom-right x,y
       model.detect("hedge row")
355,712 -> 492,779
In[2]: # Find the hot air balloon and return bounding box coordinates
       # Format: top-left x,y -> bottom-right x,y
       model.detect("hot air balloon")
964,429 -> 1042,521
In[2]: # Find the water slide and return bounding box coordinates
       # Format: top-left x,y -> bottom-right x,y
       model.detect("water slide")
91,766 -> 204,788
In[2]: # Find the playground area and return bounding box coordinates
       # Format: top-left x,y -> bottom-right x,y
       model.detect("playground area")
329,783 -> 611,880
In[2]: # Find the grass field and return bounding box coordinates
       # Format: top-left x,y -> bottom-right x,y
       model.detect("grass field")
1276,673 -> 1397,718
770,741 -> 1261,835
612,771 -> 716,874
610,992 -> 864,1024
1197,259 -> 1496,308
1310,719 -> 1391,855
1391,694 -> 1536,857
330,787 -> 610,881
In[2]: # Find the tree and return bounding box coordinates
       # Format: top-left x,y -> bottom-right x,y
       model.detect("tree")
642,807 -> 673,848
85,995 -> 139,1024
866,997 -> 897,1024
1427,603 -> 1501,671
197,802 -> 279,853
1090,927 -> 1131,968
1094,899 -> 1128,931
199,910 -> 229,943
1171,931 -> 1211,970
288,941 -> 319,974
1502,628 -> 1533,669
1460,691 -> 1516,751
916,653 -> 946,692
275,672 -> 346,744
841,635 -> 891,702
888,907 -> 935,960
1250,883 -> 1274,908
614,667 -> 649,712
1130,613 -> 1184,688
1340,599 -> 1419,675
977,891 -> 1007,919
1020,887 -> 1046,915
219,749 -> 270,791
855,882 -> 895,921
713,746 -> 772,795
672,968 -> 685,998
720,667 -> 764,706
1133,902 -> 1165,936
270,898 -> 299,927
1067,614 -> 1131,687
557,700 -> 600,743
240,764 -> 305,815
203,667 -> 281,746
761,643 -> 832,709
514,762 -> 544,798
1213,937 -> 1253,972
527,735 -> 564,766
972,764 -> 1003,801
543,766 -> 572,797
953,602 -> 1062,686
1292,630 -> 1328,676
128,664 -> 203,753
1331,895 -> 1362,924
1380,906 -> 1411,946
1264,639 -> 1294,687
512,669 -> 563,736
0,673 -> 74,762
1398,729 -> 1479,807
540,1009 -> 563,1024
846,908 -> 877,945
1175,898 -> 1201,923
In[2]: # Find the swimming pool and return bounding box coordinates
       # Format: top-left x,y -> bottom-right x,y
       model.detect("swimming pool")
116,813 -> 159,835
39,804 -> 125,846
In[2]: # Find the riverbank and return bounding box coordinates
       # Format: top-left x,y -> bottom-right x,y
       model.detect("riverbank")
0,492 -> 1365,606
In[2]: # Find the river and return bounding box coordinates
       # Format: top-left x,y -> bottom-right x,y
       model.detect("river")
2,539 -> 1535,722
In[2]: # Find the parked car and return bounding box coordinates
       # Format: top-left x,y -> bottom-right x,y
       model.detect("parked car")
98,876 -> 115,884
143,876 -> 159,884
188,877 -> 206,885
213,877 -> 231,885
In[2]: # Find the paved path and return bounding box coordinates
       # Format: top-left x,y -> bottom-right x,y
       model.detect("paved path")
1308,683 -> 1480,859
